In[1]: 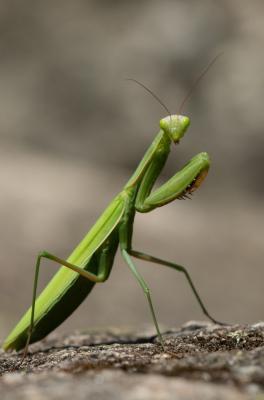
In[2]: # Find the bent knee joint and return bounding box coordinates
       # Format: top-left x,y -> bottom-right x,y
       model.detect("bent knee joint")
135,203 -> 153,213
96,274 -> 107,283
38,250 -> 49,258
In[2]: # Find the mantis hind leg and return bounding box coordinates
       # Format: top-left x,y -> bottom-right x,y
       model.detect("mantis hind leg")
129,249 -> 226,326
121,249 -> 164,349
22,249 -> 112,361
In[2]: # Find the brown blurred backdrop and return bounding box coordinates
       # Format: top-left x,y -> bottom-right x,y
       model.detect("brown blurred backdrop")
0,1 -> 263,343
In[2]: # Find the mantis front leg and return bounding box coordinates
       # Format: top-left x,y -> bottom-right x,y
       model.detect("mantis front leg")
135,152 -> 210,213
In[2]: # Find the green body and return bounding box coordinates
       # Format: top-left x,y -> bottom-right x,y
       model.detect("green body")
3,114 -> 214,352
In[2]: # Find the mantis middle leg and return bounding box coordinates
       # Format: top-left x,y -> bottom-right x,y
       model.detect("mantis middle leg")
129,250 -> 225,325
132,153 -> 224,325
121,249 -> 164,349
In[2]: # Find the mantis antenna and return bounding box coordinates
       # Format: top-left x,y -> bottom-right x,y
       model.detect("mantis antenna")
178,53 -> 223,114
126,78 -> 171,116
126,53 -> 222,118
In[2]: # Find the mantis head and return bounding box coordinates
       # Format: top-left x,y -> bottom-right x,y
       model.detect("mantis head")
160,115 -> 190,144
128,53 -> 220,145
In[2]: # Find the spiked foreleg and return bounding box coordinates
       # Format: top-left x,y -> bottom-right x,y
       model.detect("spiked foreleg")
136,152 -> 210,212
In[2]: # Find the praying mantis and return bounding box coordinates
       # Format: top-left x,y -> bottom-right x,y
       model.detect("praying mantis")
2,61 -> 223,354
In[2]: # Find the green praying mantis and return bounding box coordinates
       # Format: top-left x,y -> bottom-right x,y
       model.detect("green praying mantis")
2,61 -> 224,355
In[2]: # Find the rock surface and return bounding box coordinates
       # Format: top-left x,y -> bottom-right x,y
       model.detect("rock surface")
1,322 -> 264,400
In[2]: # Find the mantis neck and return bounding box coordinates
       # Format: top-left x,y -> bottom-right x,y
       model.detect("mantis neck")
120,130 -> 171,250
125,130 -> 171,190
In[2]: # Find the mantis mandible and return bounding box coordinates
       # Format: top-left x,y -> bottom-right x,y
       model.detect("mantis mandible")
2,61 -> 223,354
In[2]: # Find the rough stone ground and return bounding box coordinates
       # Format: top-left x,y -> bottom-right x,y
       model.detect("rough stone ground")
0,322 -> 264,400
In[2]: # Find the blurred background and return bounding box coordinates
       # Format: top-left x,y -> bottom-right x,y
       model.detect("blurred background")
0,0 -> 263,343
